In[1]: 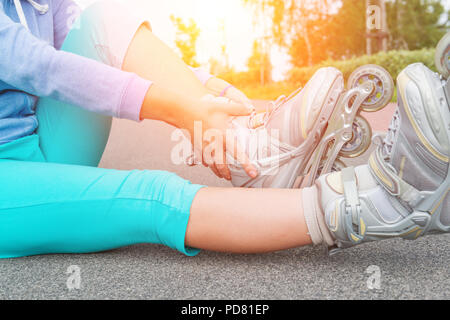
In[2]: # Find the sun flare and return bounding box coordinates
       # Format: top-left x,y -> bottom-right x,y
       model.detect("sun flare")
75,0 -> 290,78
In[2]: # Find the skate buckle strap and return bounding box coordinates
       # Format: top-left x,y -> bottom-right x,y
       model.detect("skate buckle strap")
341,167 -> 365,244
369,148 -> 424,207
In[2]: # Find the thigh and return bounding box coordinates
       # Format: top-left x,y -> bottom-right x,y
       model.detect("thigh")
0,159 -> 203,258
36,1 -> 147,166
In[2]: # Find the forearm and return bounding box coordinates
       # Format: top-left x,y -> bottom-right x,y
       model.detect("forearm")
140,84 -> 203,131
140,85 -> 183,126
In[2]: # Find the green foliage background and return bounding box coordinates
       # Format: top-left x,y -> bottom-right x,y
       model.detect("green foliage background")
289,48 -> 436,86
240,48 -> 436,100
171,1 -> 448,100
170,15 -> 201,68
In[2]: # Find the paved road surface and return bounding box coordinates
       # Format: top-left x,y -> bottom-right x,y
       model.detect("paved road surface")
1,103 -> 449,300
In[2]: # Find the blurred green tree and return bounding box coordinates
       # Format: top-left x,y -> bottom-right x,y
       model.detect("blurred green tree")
387,0 -> 449,51
243,0 -> 449,67
170,15 -> 201,67
289,0 -> 367,67
243,0 -> 365,67
247,40 -> 273,84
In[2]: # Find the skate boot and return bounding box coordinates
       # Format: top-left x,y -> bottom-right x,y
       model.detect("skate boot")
227,65 -> 394,189
436,31 -> 450,79
227,67 -> 344,188
314,63 -> 449,253
298,65 -> 395,188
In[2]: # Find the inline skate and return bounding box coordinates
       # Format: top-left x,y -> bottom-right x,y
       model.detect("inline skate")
227,65 -> 394,189
296,65 -> 394,188
317,62 -> 449,252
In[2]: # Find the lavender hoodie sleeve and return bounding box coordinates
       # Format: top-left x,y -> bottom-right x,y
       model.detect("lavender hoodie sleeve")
0,4 -> 151,121
52,0 -> 78,50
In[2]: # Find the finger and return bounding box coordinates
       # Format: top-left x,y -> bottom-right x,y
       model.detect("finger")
222,151 -> 231,181
226,89 -> 252,108
215,150 -> 231,181
211,140 -> 230,180
226,132 -> 258,179
214,102 -> 251,117
215,163 -> 230,181
203,153 -> 214,168
236,144 -> 258,179
210,163 -> 223,179
230,96 -> 254,112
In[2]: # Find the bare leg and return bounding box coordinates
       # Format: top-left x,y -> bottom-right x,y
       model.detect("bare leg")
123,24 -> 208,99
121,25 -> 313,253
186,188 -> 312,253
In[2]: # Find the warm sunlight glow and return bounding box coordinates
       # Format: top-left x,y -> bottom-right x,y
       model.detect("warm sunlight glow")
171,0 -> 256,70
75,0 -> 290,80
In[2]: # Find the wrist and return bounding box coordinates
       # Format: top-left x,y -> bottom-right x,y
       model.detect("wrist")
140,84 -> 187,127
176,97 -> 204,130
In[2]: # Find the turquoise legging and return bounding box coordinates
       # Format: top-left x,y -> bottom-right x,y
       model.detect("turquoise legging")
0,3 -> 203,258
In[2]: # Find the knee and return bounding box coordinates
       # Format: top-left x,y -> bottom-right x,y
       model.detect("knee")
85,0 -> 144,29
142,170 -> 205,214
79,0 -> 150,68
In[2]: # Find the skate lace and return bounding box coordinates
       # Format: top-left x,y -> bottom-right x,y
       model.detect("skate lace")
247,85 -> 306,129
247,95 -> 287,129
381,110 -> 400,159
186,94 -> 289,166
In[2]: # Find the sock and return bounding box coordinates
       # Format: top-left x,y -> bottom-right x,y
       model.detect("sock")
302,183 -> 336,246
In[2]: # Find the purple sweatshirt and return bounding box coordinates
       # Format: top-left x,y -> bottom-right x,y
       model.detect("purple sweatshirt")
0,0 -> 213,145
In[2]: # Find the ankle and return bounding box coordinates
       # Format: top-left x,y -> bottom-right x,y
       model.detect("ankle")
302,183 -> 336,247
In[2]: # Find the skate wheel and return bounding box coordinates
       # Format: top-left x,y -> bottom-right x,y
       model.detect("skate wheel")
339,116 -> 372,158
348,65 -> 394,112
435,32 -> 450,79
